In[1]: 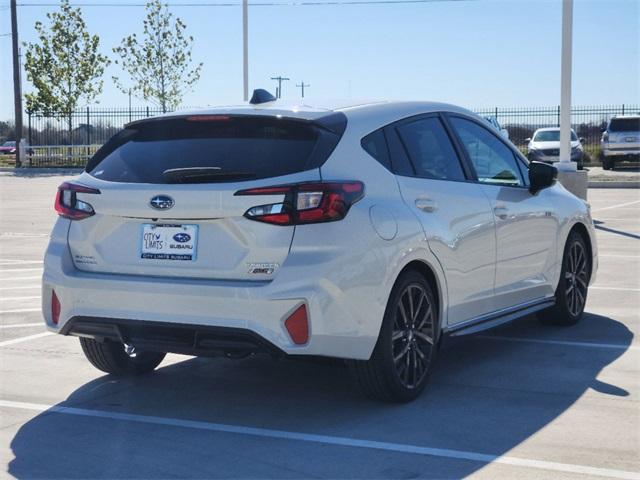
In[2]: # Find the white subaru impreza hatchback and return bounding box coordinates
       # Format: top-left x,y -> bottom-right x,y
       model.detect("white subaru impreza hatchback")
43,95 -> 597,402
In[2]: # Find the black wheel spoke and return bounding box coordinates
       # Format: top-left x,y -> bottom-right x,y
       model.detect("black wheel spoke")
391,282 -> 435,389
563,240 -> 589,317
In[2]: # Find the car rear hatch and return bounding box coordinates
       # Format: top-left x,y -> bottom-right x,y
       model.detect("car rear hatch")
608,118 -> 640,149
66,113 -> 346,281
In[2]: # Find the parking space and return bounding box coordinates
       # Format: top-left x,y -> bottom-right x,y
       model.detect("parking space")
0,172 -> 638,479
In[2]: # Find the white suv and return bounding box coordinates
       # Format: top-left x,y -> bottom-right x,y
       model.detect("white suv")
600,115 -> 640,170
43,96 -> 597,402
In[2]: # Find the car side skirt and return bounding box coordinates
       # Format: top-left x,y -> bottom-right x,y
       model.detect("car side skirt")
444,297 -> 556,338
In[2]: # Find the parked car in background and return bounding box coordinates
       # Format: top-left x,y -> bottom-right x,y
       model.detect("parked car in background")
526,127 -> 584,169
0,141 -> 16,155
0,140 -> 34,156
43,97 -> 597,402
600,115 -> 640,170
484,116 -> 509,139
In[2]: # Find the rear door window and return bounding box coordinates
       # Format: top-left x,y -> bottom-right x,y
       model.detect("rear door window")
86,116 -> 343,184
395,117 -> 466,181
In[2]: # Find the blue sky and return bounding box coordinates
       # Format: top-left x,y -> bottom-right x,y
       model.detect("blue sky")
0,0 -> 638,120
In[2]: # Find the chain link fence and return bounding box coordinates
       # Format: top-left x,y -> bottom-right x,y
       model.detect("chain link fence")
0,104 -> 637,168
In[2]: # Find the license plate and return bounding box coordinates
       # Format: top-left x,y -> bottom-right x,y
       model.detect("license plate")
626,137 -> 637,142
140,224 -> 198,261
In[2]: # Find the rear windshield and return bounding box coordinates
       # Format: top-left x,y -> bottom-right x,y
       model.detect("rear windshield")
86,115 -> 344,183
533,130 -> 577,142
609,118 -> 640,132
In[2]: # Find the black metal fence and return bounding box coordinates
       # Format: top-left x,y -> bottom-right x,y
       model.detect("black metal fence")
1,104 -> 637,168
26,106 -> 167,149
473,104 -> 639,161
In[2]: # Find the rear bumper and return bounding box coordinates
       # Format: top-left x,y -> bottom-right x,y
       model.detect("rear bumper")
42,221 -> 382,360
62,317 -> 285,358
601,147 -> 640,158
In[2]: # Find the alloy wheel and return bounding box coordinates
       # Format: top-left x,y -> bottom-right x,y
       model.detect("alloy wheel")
392,284 -> 435,389
565,241 -> 589,317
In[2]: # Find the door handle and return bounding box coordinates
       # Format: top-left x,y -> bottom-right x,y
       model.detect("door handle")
493,205 -> 509,220
415,198 -> 437,212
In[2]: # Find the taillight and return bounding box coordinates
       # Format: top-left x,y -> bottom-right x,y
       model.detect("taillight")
235,181 -> 364,226
51,290 -> 61,325
55,182 -> 100,220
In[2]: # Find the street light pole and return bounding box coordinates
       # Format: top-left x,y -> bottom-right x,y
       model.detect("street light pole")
558,0 -> 575,172
242,0 -> 249,101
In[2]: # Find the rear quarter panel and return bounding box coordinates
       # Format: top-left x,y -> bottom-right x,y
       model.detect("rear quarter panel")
293,114 -> 448,358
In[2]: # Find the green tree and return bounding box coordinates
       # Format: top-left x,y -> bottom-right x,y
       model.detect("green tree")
23,0 -> 110,136
113,0 -> 203,113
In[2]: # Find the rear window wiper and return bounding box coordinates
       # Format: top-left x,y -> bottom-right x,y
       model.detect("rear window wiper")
163,167 -> 256,184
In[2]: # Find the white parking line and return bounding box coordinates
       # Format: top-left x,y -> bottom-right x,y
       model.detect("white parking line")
0,295 -> 40,302
0,276 -> 41,282
480,335 -> 639,351
0,285 -> 40,291
0,308 -> 41,314
591,286 -> 640,292
0,323 -> 43,329
599,254 -> 640,259
591,200 -> 640,212
0,233 -> 48,238
1,400 -> 637,480
0,332 -> 51,347
0,260 -> 43,266
0,268 -> 43,273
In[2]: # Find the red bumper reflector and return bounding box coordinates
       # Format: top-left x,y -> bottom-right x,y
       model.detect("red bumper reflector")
284,304 -> 309,345
51,291 -> 61,325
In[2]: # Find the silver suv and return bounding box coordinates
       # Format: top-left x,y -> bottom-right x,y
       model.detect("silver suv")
600,115 -> 640,170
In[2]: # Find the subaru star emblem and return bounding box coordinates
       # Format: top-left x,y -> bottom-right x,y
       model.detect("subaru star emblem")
173,233 -> 191,243
150,195 -> 174,210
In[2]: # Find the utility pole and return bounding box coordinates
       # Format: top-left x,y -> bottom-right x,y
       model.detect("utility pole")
270,76 -> 290,99
10,0 -> 23,168
296,81 -> 310,99
242,0 -> 249,101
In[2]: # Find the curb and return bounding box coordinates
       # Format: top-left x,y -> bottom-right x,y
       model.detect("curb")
0,168 -> 83,175
588,181 -> 640,189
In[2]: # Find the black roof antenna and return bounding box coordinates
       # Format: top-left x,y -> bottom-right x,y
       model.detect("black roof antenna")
249,89 -> 277,105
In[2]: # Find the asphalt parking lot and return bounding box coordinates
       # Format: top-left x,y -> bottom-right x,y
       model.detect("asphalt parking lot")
0,173 -> 638,480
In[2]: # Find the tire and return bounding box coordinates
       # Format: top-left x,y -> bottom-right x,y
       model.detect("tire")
349,270 -> 439,402
538,231 -> 590,326
80,337 -> 166,375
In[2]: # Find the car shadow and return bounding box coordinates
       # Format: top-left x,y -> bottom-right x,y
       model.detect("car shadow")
593,219 -> 640,240
7,312 -> 633,478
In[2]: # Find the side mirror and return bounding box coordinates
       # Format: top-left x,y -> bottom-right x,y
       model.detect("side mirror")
529,161 -> 557,194
524,137 -> 531,143
579,137 -> 586,144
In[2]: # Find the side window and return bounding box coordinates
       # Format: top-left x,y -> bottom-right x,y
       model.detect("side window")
361,129 -> 391,170
395,117 -> 466,181
449,117 -> 524,187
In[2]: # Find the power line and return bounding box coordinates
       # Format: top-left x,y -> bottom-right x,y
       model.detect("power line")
17,0 -> 476,7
